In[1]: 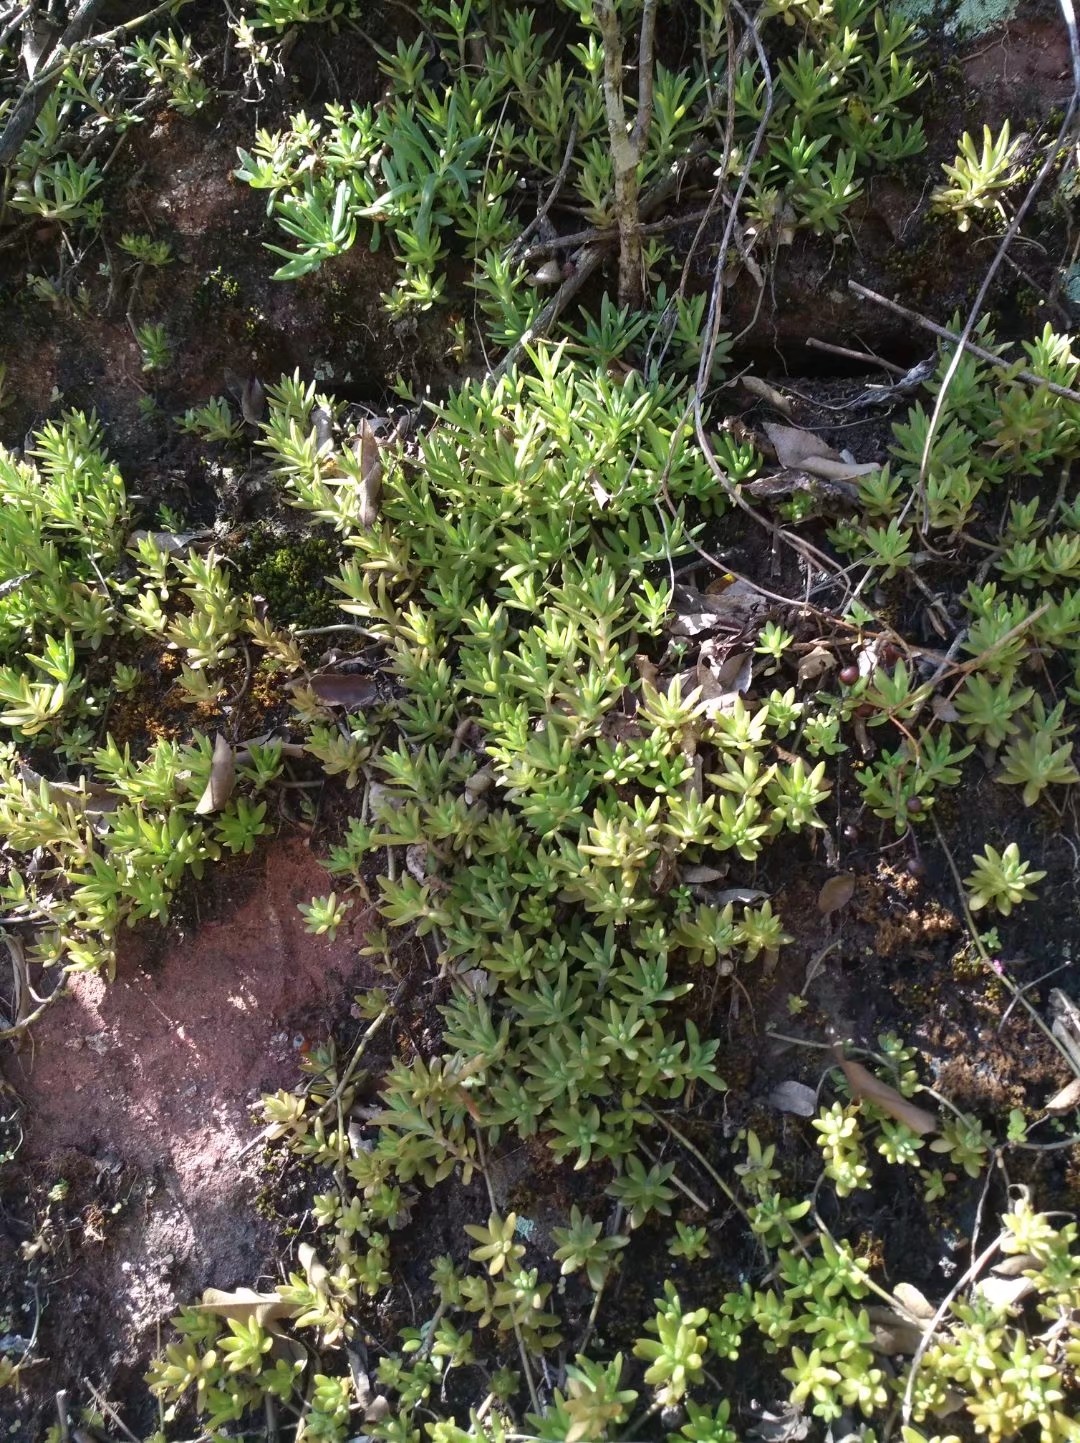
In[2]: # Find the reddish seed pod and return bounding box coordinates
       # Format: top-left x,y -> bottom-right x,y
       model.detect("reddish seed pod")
907,855 -> 926,877
906,796 -> 923,814
854,702 -> 874,718
839,665 -> 859,686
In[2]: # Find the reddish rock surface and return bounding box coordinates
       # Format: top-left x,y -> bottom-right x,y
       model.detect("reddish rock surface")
1,838 -> 376,1426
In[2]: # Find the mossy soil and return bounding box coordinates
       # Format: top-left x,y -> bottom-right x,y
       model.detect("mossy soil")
2,2 -> 1080,1437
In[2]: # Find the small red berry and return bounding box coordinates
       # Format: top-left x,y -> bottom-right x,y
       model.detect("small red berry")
839,665 -> 859,685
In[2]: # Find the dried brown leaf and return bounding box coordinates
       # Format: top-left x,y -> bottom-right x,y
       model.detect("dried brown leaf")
932,694 -> 961,723
768,1080 -> 818,1117
797,647 -> 836,686
194,733 -> 236,817
764,422 -> 843,469
1044,1077 -> 1080,1115
799,455 -> 880,481
681,864 -> 727,885
198,1287 -> 291,1326
891,1281 -> 936,1320
817,873 -> 855,915
306,672 -> 380,709
834,1049 -> 937,1135
355,420 -> 384,529
299,1241 -> 329,1290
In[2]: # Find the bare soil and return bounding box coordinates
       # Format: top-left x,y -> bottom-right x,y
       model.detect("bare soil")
0,838 -> 376,1436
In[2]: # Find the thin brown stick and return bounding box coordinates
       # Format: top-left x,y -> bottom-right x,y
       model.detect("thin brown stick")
0,978 -> 66,1041
511,117 -> 578,257
806,335 -> 906,377
848,282 -> 1080,406
519,205 -> 714,262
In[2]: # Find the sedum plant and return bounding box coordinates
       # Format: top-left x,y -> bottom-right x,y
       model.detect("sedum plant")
235,0 -> 925,322
964,842 -> 1046,916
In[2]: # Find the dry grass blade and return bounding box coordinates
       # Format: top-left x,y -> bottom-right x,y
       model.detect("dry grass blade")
194,733 -> 236,816
833,1047 -> 937,1135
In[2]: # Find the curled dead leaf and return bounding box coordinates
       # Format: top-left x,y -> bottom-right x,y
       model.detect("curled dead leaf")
834,1048 -> 937,1135
298,1241 -> 329,1290
764,422 -> 843,469
891,1281 -> 935,1320
1044,1077 -> 1080,1115
354,419 -> 385,529
194,733 -> 236,817
817,873 -> 855,916
796,647 -> 836,686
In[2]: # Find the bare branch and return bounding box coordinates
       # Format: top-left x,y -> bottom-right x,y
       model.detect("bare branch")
849,281 -> 1080,405
594,0 -> 659,307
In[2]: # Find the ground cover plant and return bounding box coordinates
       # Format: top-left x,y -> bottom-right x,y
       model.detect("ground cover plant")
2,0 -> 1080,1440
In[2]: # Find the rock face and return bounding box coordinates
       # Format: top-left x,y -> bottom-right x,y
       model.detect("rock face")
0,838 -> 375,1437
